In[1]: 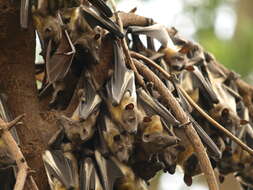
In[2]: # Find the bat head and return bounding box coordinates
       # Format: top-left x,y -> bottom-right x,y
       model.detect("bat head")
33,12 -> 62,45
108,92 -> 139,134
103,117 -> 133,163
59,113 -> 98,144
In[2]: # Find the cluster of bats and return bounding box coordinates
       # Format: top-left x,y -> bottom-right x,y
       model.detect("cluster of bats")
1,0 -> 253,189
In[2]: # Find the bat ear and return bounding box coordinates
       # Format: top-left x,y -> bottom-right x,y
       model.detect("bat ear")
125,103 -> 134,110
143,116 -> 152,123
94,33 -> 101,41
221,108 -> 230,118
184,174 -> 193,186
240,119 -> 249,125
179,44 -> 191,54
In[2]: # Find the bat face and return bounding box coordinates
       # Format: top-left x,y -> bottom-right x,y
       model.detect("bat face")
139,115 -> 179,155
107,92 -> 139,134
32,12 -> 62,46
43,150 -> 79,190
102,116 -> 133,163
58,113 -> 98,144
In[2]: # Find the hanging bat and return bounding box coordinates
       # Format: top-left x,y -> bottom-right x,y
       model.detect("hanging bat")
20,0 -> 29,29
94,150 -> 124,190
43,150 -> 79,190
73,79 -> 102,121
159,145 -> 185,174
106,40 -> 136,105
138,115 -> 179,158
128,23 -> 187,70
79,157 -> 104,190
46,12 -> 76,85
58,111 -> 99,144
137,88 -> 180,129
188,114 -> 222,159
105,40 -> 139,133
80,5 -> 124,38
181,65 -> 219,108
101,115 -> 134,163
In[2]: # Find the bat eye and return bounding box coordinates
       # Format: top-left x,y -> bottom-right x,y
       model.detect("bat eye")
44,27 -> 52,34
143,117 -> 152,123
143,134 -> 150,140
121,131 -> 127,136
113,135 -> 121,142
125,103 -> 134,110
83,129 -> 87,135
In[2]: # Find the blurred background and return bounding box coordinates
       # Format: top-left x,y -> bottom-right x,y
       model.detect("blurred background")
116,0 -> 253,189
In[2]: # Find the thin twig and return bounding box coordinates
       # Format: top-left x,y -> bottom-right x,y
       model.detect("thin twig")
0,116 -> 39,190
110,0 -> 146,89
131,51 -> 253,156
133,59 -> 219,190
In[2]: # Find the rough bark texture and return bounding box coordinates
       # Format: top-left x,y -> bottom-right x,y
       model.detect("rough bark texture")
0,1 -> 61,189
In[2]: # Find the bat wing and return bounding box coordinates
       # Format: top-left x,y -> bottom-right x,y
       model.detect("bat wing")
87,0 -> 113,17
0,94 -> 20,144
189,115 -> 222,159
46,30 -> 75,84
79,157 -> 96,190
95,150 -> 124,190
76,80 -> 102,120
80,6 -> 124,38
191,65 -> 219,104
20,0 -> 29,28
137,88 -> 180,126
106,40 -> 136,105
42,150 -> 79,190
129,24 -> 176,49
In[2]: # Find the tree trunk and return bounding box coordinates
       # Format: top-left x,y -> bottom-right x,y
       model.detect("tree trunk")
0,1 -> 59,189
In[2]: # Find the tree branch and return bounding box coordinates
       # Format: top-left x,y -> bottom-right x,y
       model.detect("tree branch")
131,51 -> 253,156
0,117 -> 39,190
132,59 -> 219,190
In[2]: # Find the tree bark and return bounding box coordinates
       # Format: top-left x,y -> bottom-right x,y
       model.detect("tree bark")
0,1 -> 60,189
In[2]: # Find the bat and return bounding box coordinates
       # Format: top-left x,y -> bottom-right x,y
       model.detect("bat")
106,40 -> 136,105
128,24 -> 177,50
181,66 -> 219,107
139,115 -> 179,156
105,41 -> 139,133
43,150 -> 79,190
80,5 -> 124,38
20,0 -> 29,29
137,88 -> 180,129
101,115 -> 134,163
87,0 -> 113,17
58,111 -> 99,144
46,12 -> 76,85
79,157 -> 104,190
159,145 -> 185,174
111,157 -> 148,190
73,79 -> 102,121
94,150 -> 124,190
188,114 -> 222,159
